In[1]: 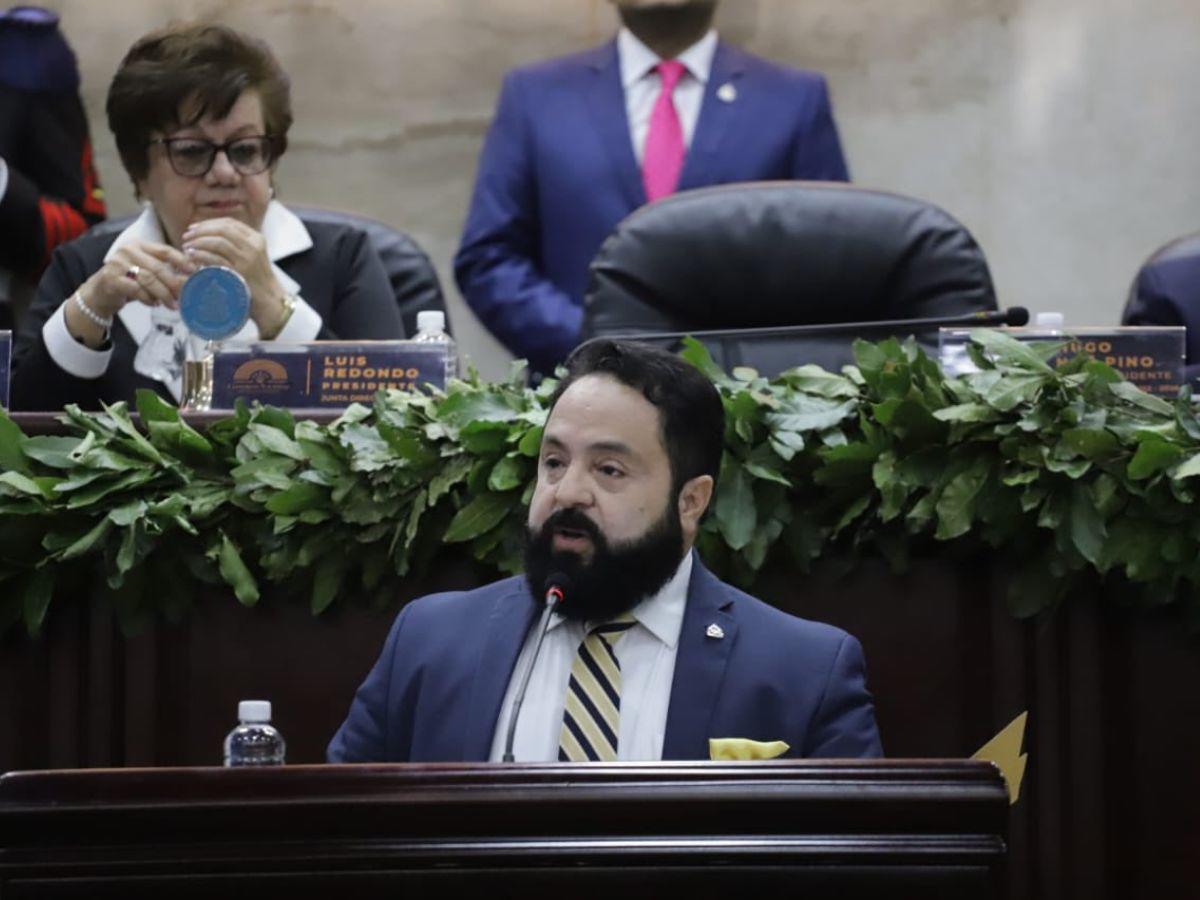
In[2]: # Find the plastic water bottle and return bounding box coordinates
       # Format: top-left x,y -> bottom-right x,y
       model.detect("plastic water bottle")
1033,311 -> 1065,336
223,700 -> 285,766
413,309 -> 459,382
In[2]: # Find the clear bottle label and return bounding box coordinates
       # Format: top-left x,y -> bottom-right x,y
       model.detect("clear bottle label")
223,723 -> 286,766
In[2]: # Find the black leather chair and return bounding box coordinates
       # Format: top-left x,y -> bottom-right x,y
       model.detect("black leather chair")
582,181 -> 997,375
1122,231 -> 1200,384
82,205 -> 445,338
291,206 -> 445,338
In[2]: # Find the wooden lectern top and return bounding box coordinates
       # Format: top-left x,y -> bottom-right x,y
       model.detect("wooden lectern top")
0,760 -> 1007,899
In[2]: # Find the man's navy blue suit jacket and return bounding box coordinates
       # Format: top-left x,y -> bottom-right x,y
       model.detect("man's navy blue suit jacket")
328,559 -> 882,762
453,40 -> 850,374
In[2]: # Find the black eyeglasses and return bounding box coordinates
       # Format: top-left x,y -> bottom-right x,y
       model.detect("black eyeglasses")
148,135 -> 277,177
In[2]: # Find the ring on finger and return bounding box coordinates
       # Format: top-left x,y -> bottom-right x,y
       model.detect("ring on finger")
125,265 -> 141,281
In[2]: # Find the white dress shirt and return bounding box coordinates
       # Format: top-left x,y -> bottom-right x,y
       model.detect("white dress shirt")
0,159 -> 10,303
618,27 -> 719,165
42,200 -> 324,400
489,551 -> 694,762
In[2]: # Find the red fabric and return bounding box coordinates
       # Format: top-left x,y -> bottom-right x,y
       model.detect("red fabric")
80,139 -> 106,220
37,197 -> 88,266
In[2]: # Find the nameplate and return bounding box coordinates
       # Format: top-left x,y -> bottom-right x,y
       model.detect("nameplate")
211,341 -> 451,410
0,330 -> 10,409
940,327 -> 1187,397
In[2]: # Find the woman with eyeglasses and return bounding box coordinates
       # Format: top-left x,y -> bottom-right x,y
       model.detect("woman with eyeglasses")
10,23 -> 405,410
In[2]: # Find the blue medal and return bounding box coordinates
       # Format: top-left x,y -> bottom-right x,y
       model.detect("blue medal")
179,266 -> 251,341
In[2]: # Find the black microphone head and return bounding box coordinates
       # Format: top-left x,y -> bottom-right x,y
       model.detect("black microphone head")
1005,306 -> 1030,327
543,572 -> 571,606
544,572 -> 571,594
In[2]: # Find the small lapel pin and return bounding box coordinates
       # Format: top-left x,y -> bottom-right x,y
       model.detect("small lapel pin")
706,623 -> 725,639
717,82 -> 737,103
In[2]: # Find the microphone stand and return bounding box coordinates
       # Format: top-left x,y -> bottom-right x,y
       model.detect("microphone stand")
502,584 -> 565,763
606,306 -> 1031,344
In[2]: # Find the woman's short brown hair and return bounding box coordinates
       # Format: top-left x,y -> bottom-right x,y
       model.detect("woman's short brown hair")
106,23 -> 293,183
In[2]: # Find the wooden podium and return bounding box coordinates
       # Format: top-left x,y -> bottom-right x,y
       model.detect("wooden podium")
0,760 -> 1007,898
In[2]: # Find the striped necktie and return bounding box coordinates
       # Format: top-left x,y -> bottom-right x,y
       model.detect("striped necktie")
558,614 -> 638,761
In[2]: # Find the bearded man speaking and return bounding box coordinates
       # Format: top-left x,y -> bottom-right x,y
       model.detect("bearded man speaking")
328,341 -> 881,762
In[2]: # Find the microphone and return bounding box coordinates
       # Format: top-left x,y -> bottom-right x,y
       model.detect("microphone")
978,306 -> 1030,327
502,573 -> 570,762
621,307 -> 1033,342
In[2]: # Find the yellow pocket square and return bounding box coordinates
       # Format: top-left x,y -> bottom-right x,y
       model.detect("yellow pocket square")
709,738 -> 790,761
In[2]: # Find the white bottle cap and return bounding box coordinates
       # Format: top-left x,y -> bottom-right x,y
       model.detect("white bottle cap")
416,310 -> 445,334
1034,312 -> 1064,328
238,700 -> 272,723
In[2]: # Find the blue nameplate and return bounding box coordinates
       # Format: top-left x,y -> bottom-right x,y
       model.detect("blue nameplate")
940,327 -> 1187,397
210,341 -> 451,410
0,329 -> 10,409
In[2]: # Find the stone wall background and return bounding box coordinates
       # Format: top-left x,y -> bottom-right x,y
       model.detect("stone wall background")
43,0 -> 1200,379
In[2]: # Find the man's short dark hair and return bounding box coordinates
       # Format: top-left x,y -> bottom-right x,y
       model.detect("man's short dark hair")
106,23 -> 293,184
552,339 -> 725,493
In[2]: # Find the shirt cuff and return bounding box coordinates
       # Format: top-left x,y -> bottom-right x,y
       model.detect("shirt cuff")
273,294 -> 322,342
43,302 -> 113,379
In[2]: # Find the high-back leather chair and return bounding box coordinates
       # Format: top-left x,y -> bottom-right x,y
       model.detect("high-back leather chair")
582,182 -> 997,374
1122,231 -> 1200,384
290,206 -> 444,338
83,206 -> 445,338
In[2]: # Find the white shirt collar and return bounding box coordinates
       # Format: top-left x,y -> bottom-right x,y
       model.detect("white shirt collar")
260,200 -> 314,262
617,27 -> 718,90
548,549 -> 693,651
102,202 -> 162,260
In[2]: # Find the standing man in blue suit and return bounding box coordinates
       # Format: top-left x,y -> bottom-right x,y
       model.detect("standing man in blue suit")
454,0 -> 850,375
328,339 -> 880,763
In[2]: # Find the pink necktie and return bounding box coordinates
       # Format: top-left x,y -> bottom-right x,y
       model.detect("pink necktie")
642,60 -> 687,203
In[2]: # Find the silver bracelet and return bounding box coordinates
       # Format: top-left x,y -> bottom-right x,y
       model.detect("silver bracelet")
72,290 -> 113,329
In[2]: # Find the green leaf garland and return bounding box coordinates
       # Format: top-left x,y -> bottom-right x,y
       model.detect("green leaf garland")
2,334 -> 1200,637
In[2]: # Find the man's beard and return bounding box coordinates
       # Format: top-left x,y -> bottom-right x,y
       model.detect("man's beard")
524,502 -> 685,622
617,2 -> 718,45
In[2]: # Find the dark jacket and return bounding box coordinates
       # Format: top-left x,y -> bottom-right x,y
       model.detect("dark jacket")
328,559 -> 882,763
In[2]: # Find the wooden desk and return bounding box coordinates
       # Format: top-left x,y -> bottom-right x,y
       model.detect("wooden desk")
0,761 -> 1008,898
